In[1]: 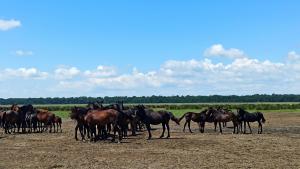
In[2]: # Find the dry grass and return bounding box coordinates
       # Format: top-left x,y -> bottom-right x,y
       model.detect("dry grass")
0,112 -> 299,169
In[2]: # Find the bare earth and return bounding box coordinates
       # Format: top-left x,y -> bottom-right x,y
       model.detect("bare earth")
0,112 -> 300,169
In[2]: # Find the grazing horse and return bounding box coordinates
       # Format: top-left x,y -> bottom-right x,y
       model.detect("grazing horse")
53,115 -> 62,133
200,108 -> 239,134
70,107 -> 90,141
36,109 -> 55,133
84,109 -> 123,143
135,105 -> 180,139
178,109 -> 208,133
237,108 -> 266,134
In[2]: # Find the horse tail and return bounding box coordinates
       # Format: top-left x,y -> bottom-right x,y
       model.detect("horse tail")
169,112 -> 180,125
178,112 -> 188,122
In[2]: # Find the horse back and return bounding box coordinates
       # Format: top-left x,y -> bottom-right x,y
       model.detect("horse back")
85,109 -> 118,125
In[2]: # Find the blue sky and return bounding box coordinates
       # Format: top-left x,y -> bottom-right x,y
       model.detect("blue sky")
0,1 -> 300,98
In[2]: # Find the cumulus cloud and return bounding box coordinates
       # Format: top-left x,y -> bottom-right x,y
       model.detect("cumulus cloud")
0,19 -> 21,31
54,67 -> 80,80
204,44 -> 246,59
1,45 -> 300,97
84,65 -> 117,77
0,68 -> 48,80
14,50 -> 34,56
287,51 -> 300,61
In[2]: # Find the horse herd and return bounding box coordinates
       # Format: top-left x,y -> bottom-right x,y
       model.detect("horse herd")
0,104 -> 62,134
70,101 -> 266,143
0,102 -> 266,143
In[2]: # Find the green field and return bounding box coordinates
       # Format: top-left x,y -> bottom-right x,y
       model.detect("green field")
53,108 -> 300,119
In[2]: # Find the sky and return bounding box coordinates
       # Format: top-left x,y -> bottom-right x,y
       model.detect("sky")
0,0 -> 300,98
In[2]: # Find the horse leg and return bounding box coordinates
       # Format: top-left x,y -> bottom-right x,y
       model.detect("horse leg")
219,122 -> 222,133
183,121 -> 187,132
117,125 -> 122,143
198,122 -> 201,132
214,122 -> 217,132
258,121 -> 262,134
244,121 -> 246,134
160,123 -> 166,138
166,122 -> 170,138
75,124 -> 79,140
247,122 -> 252,134
146,124 -> 152,140
233,122 -> 236,134
188,121 -> 193,133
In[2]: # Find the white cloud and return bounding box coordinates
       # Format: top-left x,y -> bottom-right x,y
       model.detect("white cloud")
287,51 -> 300,61
204,44 -> 246,59
15,50 -> 34,56
54,67 -> 80,80
0,68 -> 48,80
84,65 -> 117,77
1,46 -> 300,97
0,19 -> 21,31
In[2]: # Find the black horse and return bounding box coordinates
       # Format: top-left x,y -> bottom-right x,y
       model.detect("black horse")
135,105 -> 180,139
237,108 -> 266,134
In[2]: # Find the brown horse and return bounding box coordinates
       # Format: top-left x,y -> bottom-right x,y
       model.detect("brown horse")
179,109 -> 208,133
53,116 -> 62,133
2,104 -> 20,134
201,108 -> 239,134
0,110 -> 5,128
36,109 -> 55,133
84,109 -> 123,142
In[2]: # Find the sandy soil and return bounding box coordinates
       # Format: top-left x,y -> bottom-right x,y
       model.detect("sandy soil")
0,112 -> 299,169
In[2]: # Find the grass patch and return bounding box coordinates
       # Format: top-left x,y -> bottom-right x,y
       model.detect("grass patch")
53,111 -> 70,119
52,108 -> 300,119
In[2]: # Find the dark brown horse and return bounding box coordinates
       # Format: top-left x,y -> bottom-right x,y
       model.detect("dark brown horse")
179,109 -> 208,133
36,109 -> 55,133
0,110 -> 5,128
200,108 -> 239,134
2,104 -> 20,133
84,109 -> 123,143
135,105 -> 180,139
70,106 -> 90,141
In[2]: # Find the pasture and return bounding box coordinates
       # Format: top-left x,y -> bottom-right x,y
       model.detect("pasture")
0,105 -> 299,169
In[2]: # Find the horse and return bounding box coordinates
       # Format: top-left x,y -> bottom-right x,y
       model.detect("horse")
53,115 -> 62,133
178,109 -> 208,133
70,106 -> 90,141
237,108 -> 266,134
0,110 -> 5,128
36,109 -> 55,133
84,109 -> 123,143
2,104 -> 20,134
25,109 -> 38,133
200,107 -> 239,134
135,105 -> 180,139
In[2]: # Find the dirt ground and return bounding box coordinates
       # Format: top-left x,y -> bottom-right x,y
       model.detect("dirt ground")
0,112 -> 300,169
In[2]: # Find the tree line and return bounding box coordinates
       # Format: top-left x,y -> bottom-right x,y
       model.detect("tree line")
0,94 -> 300,105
